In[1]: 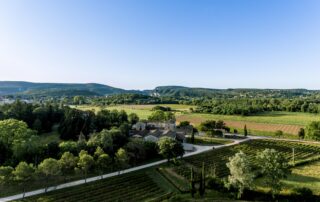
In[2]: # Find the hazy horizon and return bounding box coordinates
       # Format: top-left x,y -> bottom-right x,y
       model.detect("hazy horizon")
1,0 -> 319,90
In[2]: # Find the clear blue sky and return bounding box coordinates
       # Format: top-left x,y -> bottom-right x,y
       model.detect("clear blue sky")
0,0 -> 319,90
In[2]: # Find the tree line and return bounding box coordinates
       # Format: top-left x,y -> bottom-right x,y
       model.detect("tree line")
193,98 -> 320,115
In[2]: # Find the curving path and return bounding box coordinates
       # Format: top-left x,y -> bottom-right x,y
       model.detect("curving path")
0,137 -> 252,202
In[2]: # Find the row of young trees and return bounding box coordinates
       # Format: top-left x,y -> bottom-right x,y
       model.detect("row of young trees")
0,146 -> 126,197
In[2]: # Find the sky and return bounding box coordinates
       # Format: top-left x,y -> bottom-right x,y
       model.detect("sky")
0,0 -> 319,90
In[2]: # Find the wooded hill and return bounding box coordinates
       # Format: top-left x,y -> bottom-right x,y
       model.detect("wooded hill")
0,81 -> 319,98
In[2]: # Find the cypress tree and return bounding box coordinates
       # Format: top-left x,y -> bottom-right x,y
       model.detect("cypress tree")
199,162 -> 205,197
190,167 -> 196,197
244,125 -> 248,137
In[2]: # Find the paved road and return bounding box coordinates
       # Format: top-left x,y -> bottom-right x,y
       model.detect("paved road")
0,137 -> 252,202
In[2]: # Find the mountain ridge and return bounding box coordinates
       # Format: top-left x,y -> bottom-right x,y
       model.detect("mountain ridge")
0,81 -> 318,98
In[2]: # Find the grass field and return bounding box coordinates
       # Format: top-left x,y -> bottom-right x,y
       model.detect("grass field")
16,168 -> 176,202
73,104 -> 320,135
282,160 -> 320,195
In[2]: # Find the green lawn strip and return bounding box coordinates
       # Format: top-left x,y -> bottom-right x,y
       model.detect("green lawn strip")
146,168 -> 178,193
186,136 -> 233,145
168,189 -> 232,202
157,167 -> 190,193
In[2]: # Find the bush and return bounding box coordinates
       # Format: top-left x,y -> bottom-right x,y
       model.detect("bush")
206,176 -> 224,190
292,187 -> 313,196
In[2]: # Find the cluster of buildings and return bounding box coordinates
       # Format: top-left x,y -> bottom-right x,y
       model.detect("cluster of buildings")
130,121 -> 194,151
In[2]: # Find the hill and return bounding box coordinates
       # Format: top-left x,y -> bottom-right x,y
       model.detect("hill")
0,81 -> 319,98
0,81 -> 128,97
151,86 -> 320,98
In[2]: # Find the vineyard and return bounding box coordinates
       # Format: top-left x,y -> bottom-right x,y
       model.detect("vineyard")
172,139 -> 320,180
18,170 -> 172,202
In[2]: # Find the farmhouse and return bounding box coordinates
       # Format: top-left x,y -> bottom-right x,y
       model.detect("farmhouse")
131,121 -> 194,151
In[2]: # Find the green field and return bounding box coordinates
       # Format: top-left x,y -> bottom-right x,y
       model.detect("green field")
72,104 -> 193,120
72,104 -> 320,136
73,104 -> 319,125
282,160 -> 320,195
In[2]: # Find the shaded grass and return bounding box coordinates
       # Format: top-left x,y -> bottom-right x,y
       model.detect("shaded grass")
186,136 -> 233,145
38,130 -> 61,145
282,161 -> 320,195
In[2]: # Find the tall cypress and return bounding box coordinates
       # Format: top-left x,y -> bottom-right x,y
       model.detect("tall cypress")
199,162 -> 205,197
190,167 -> 196,197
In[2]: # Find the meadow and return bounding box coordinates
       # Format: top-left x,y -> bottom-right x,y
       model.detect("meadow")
73,104 -> 320,135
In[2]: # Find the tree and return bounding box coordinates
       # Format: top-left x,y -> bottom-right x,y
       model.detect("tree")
77,132 -> 87,151
77,150 -> 94,183
199,120 -> 216,133
199,162 -> 206,197
59,141 -> 78,155
0,119 -> 37,163
115,148 -> 128,169
216,120 -> 225,129
256,149 -> 290,198
96,154 -> 111,178
59,152 -> 78,182
275,130 -> 283,138
38,158 -> 61,192
157,137 -> 185,162
306,121 -> 320,140
124,140 -> 146,166
179,121 -> 190,127
226,151 -> 254,198
12,135 -> 42,164
128,113 -> 139,125
244,125 -> 248,137
59,109 -> 95,140
13,162 -> 35,198
298,128 -> 305,140
190,167 -> 196,198
148,110 -> 175,122
190,132 -> 195,144
94,146 -> 105,159
0,166 -> 14,185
